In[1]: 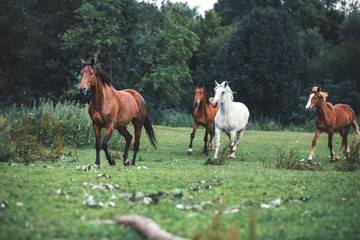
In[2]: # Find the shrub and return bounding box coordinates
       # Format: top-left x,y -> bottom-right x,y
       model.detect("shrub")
273,143 -> 322,171
335,139 -> 360,172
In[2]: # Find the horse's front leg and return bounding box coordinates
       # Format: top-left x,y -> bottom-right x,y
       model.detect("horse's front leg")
188,122 -> 198,155
102,123 -> 116,165
213,127 -> 222,159
308,128 -> 321,163
228,130 -> 236,159
229,129 -> 245,159
93,124 -> 102,166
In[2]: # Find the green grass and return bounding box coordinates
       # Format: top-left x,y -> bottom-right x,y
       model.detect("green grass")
0,126 -> 359,239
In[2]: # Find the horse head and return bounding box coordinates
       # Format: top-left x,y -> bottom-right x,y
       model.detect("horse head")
79,58 -> 96,95
213,81 -> 233,108
306,87 -> 333,110
194,83 -> 205,108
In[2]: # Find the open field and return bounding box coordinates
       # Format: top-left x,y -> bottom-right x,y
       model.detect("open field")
1,126 -> 359,239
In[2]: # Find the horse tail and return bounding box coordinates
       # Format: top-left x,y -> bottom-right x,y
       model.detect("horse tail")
144,113 -> 158,148
353,117 -> 360,136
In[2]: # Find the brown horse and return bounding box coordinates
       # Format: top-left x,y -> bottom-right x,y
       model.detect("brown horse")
305,87 -> 359,162
79,58 -> 157,166
188,83 -> 220,155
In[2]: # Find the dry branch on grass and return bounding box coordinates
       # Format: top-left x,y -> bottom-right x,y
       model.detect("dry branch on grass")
117,215 -> 189,240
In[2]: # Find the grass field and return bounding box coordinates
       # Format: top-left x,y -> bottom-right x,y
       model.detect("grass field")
1,126 -> 359,240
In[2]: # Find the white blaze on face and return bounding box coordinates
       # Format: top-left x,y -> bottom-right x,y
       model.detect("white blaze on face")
306,93 -> 315,110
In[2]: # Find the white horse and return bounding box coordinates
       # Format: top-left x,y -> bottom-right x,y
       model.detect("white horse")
212,81 -> 250,159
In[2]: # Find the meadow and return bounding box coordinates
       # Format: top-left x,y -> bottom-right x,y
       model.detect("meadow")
1,125 -> 359,240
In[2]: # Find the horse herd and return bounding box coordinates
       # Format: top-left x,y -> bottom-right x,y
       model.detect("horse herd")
79,59 -> 359,166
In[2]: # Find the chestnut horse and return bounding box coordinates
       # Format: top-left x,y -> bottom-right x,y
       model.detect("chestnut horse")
188,83 -> 220,155
79,58 -> 157,166
305,87 -> 359,162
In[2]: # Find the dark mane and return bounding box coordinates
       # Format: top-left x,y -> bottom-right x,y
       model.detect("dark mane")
84,61 -> 112,87
203,87 -> 211,105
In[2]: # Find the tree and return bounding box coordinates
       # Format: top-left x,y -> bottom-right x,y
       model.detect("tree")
0,0 -> 81,105
213,7 -> 307,123
135,6 -> 199,109
60,0 -> 139,82
190,10 -> 234,92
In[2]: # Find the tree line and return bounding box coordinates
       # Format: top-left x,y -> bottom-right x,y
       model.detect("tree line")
1,0 -> 359,124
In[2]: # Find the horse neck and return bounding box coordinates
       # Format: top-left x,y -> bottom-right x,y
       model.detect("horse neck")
198,96 -> 210,114
220,95 -> 232,115
315,99 -> 333,122
90,75 -> 112,107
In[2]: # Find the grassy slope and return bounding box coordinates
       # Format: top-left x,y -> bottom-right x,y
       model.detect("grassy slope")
0,126 -> 359,240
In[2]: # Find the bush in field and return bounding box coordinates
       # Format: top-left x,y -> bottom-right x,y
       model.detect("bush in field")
274,143 -> 322,171
335,139 -> 360,171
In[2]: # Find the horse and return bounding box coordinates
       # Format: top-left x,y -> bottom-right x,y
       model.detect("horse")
188,83 -> 220,155
79,58 -> 157,166
212,81 -> 250,159
305,86 -> 359,163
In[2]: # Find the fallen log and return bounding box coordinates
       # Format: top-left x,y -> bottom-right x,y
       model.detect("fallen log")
117,215 -> 189,240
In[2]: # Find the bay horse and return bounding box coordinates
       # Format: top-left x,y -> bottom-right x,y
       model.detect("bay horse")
212,81 -> 250,159
79,58 -> 157,166
188,83 -> 220,155
305,86 -> 359,163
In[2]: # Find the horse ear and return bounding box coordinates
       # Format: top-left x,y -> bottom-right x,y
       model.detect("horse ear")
317,87 -> 321,92
215,80 -> 219,87
224,82 -> 228,88
91,58 -> 95,66
81,59 -> 86,66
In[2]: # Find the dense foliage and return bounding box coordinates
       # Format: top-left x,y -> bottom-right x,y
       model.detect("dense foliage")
0,0 -> 359,124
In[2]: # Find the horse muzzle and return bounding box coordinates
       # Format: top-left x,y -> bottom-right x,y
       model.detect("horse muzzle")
79,86 -> 88,96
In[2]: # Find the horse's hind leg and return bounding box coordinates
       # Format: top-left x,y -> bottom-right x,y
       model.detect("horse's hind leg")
117,127 -> 133,166
208,124 -> 215,151
203,125 -> 212,154
102,123 -> 116,165
188,122 -> 198,155
335,127 -> 350,161
328,131 -> 336,162
131,121 -> 143,166
229,129 -> 245,159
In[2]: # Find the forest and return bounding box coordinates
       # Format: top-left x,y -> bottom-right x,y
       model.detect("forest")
1,0 -> 359,125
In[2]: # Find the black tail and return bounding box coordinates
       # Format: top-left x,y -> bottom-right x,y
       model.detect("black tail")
144,113 -> 157,148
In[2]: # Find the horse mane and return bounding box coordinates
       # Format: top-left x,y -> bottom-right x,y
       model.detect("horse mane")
84,61 -> 112,87
311,87 -> 334,109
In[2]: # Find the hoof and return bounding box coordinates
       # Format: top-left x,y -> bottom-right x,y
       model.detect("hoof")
229,152 -> 235,159
108,159 -> 116,166
187,149 -> 192,155
330,158 -> 339,163
124,159 -> 130,166
307,159 -> 313,164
